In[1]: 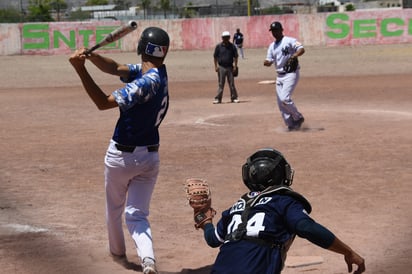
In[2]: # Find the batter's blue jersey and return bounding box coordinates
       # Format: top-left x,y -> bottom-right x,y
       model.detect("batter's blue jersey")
111,64 -> 169,146
211,192 -> 312,274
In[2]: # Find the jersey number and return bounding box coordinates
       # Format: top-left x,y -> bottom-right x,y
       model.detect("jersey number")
155,96 -> 168,127
227,213 -> 266,237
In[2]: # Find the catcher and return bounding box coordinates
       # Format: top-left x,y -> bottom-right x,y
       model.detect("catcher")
185,148 -> 366,274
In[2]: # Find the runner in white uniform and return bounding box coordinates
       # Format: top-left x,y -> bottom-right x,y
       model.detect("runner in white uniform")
264,21 -> 305,131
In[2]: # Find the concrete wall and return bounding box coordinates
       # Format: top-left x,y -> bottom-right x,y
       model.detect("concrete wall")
1,10 -> 411,55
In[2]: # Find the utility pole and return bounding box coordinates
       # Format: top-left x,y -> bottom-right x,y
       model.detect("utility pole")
20,0 -> 24,22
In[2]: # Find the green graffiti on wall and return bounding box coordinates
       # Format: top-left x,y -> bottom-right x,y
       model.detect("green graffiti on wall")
326,13 -> 411,39
22,24 -> 120,50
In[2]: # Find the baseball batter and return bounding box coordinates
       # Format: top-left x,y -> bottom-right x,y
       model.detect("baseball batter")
69,27 -> 170,274
264,21 -> 305,131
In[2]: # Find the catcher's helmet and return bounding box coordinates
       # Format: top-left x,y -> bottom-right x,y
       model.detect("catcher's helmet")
242,148 -> 294,191
137,27 -> 169,58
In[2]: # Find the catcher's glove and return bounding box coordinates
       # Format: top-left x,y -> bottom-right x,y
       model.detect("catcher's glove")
283,56 -> 299,73
185,178 -> 216,230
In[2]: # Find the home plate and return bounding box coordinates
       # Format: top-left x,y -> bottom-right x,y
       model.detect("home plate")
285,256 -> 323,268
258,80 -> 276,84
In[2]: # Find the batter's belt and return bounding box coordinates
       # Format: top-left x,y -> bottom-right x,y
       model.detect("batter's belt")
115,143 -> 159,153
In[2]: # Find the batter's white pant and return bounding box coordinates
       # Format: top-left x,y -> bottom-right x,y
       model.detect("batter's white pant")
275,70 -> 304,127
104,139 -> 159,261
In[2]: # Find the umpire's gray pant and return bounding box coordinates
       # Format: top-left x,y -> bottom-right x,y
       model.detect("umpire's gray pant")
215,65 -> 238,101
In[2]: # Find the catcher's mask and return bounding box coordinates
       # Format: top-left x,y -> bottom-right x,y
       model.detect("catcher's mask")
137,27 -> 170,59
242,148 -> 294,191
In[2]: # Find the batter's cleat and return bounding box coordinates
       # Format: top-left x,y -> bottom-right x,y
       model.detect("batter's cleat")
213,99 -> 221,104
231,98 -> 240,103
142,257 -> 158,274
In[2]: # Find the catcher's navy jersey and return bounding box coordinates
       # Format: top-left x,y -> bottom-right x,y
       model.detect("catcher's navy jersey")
211,192 -> 312,274
112,64 -> 169,146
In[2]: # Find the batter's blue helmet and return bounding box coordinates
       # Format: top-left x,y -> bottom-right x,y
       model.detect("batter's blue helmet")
137,27 -> 170,59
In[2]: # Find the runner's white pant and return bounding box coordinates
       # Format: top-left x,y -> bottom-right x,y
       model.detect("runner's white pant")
235,44 -> 244,58
104,139 -> 159,260
275,70 -> 303,127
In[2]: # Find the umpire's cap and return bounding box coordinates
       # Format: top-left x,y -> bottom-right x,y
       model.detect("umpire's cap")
221,31 -> 230,37
269,21 -> 283,31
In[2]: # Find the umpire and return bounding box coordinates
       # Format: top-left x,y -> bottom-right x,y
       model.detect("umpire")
213,31 -> 239,104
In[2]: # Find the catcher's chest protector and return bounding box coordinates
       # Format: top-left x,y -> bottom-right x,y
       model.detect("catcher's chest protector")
225,186 -> 311,242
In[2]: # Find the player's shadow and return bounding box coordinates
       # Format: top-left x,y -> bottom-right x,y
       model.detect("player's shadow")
112,255 -> 142,271
219,100 -> 251,104
114,255 -> 212,273
161,264 -> 213,274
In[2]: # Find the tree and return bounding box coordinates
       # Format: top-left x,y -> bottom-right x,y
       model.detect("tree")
159,0 -> 170,18
113,0 -> 132,10
345,3 -> 355,11
50,0 -> 68,21
0,8 -> 23,23
85,0 -> 109,5
261,5 -> 293,15
27,0 -> 54,22
141,0 -> 151,19
68,7 -> 90,21
181,3 -> 195,18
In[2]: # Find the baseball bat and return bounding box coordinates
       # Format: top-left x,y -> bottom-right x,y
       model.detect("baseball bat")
84,20 -> 138,55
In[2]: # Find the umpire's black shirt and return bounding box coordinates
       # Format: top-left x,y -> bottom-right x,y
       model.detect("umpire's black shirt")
214,42 -> 238,68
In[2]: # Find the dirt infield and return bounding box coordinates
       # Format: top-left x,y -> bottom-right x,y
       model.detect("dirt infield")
0,44 -> 411,274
